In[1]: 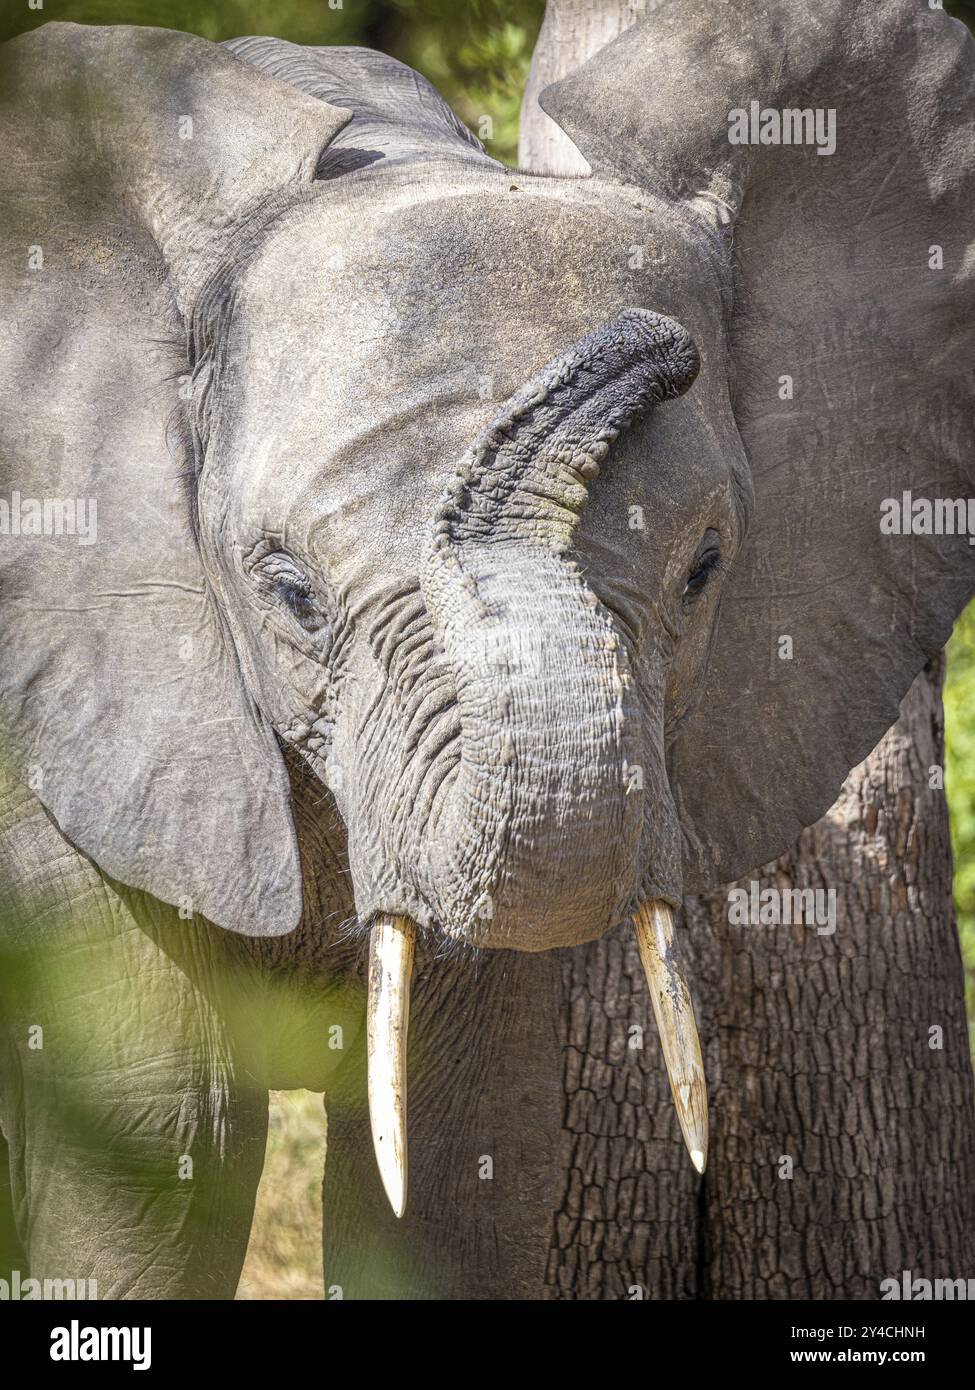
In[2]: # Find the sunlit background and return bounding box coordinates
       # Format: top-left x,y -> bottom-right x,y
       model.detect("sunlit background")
4,0 -> 973,1298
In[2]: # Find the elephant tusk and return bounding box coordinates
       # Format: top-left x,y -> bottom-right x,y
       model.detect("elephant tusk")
633,900 -> 709,1174
367,913 -> 416,1218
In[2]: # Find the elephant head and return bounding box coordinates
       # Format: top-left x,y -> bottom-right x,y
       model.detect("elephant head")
1,5 -> 973,1213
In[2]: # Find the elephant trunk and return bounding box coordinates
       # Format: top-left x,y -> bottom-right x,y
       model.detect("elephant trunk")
427,541 -> 642,948
420,308 -> 699,949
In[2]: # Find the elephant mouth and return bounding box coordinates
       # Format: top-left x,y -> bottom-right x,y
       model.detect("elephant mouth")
364,904 -> 707,1218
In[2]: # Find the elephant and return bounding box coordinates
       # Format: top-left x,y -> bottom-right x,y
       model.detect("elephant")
0,0 -> 973,1299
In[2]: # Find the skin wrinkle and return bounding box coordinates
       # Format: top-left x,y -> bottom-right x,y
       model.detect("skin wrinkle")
420,547 -> 641,946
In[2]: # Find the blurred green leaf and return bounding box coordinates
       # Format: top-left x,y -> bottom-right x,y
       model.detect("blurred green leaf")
944,601 -> 975,1049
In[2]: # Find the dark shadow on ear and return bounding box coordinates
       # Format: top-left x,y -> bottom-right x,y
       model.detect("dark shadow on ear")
316,147 -> 385,179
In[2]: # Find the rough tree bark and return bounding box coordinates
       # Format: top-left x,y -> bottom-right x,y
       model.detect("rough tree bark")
521,0 -> 975,1300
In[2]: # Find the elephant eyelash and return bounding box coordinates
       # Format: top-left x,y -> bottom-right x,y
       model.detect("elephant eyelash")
683,549 -> 724,599
246,547 -> 333,636
274,576 -> 316,618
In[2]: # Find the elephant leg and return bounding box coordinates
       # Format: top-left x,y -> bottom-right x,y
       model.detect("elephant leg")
0,912 -> 269,1298
323,945 -> 564,1299
0,782 -> 268,1300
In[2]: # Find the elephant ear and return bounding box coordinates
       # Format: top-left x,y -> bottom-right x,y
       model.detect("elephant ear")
0,23 -> 350,933
540,0 -> 975,888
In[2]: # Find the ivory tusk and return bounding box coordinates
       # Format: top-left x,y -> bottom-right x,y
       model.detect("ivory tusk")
367,913 -> 416,1218
633,900 -> 709,1174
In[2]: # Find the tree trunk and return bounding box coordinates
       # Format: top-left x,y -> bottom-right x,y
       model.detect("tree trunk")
685,660 -> 975,1298
522,1 -> 975,1299
519,0 -> 648,174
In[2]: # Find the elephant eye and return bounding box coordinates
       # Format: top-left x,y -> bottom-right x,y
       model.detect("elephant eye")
683,537 -> 722,601
274,576 -> 317,624
253,551 -> 325,633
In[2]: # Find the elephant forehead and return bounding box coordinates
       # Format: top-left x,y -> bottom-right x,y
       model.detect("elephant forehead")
231,176 -> 720,401
214,178 -> 732,580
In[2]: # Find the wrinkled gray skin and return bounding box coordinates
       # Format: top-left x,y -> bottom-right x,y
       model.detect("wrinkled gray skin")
0,3 -> 973,1298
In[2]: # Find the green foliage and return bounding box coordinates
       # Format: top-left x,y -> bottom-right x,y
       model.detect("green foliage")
944,603 -> 975,1044
0,0 -> 373,46
384,0 -> 544,163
